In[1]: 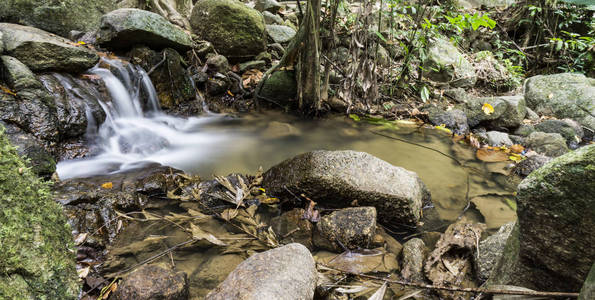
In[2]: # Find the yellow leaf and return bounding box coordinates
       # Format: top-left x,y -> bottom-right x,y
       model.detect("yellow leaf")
476,148 -> 509,162
482,103 -> 494,115
510,144 -> 525,153
76,41 -> 86,45
101,182 -> 113,189
227,90 -> 234,97
0,85 -> 17,96
434,125 -> 452,134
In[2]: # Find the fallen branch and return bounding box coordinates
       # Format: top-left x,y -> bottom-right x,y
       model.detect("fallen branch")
319,264 -> 580,298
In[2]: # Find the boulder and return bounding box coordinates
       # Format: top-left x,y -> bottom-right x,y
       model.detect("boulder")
314,207 -> 377,252
257,70 -> 297,106
524,73 -> 595,131
424,38 -> 477,88
263,150 -> 430,227
464,95 -> 526,128
191,0 -> 266,61
97,8 -> 193,52
525,132 -> 568,157
114,264 -> 188,300
535,119 -> 583,146
580,263 -> 595,300
0,23 -> 99,73
476,222 -> 514,281
0,128 -> 79,299
427,108 -> 469,134
191,254 -> 245,297
255,0 -> 282,14
514,124 -> 535,137
0,0 -> 117,37
0,31 -> 4,53
489,144 -> 595,292
0,121 -> 55,176
401,238 -> 427,282
262,11 -> 284,25
473,51 -> 521,91
511,152 -> 551,177
266,25 -> 296,43
206,243 -> 317,300
206,54 -> 230,74
486,131 -> 513,146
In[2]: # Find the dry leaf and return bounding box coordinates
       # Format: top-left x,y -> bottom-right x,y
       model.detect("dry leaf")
101,182 -> 113,189
476,148 -> 509,162
510,144 -> 525,153
77,266 -> 90,278
482,103 -> 494,115
241,69 -> 263,88
74,233 -> 88,245
190,223 -> 226,246
0,85 -> 17,96
221,208 -> 238,221
368,282 -> 387,300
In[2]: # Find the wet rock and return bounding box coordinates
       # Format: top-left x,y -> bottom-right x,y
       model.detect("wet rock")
206,243 -> 317,300
489,145 -> 595,292
0,55 -> 60,142
194,40 -> 216,59
525,132 -> 568,157
0,23 -> 99,73
98,8 -> 193,52
511,152 -> 551,177
191,254 -> 245,297
476,222 -> 514,282
196,174 -> 249,215
271,208 -> 314,249
486,131 -> 513,146
266,25 -> 296,43
427,108 -> 469,134
444,87 -> 470,103
378,227 -> 403,256
257,70 -> 297,106
262,11 -> 284,25
261,121 -> 301,139
255,0 -> 282,14
263,150 -> 430,227
191,0 -> 266,61
206,78 -> 231,96
580,263 -> 595,300
424,38 -> 477,88
535,119 -> 583,146
0,0 -> 116,37
401,238 -> 427,282
0,121 -> 55,176
464,95 -> 526,128
524,73 -> 595,131
239,60 -> 266,72
0,130 -> 79,299
115,264 -> 188,300
129,46 -> 196,112
206,54 -> 230,74
314,207 -> 377,252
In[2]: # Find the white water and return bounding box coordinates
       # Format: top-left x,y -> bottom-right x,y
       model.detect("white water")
57,59 -> 232,179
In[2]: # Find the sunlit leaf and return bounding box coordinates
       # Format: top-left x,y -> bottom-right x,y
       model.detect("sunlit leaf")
101,182 -> 113,189
435,125 -> 452,134
482,103 -> 494,115
221,208 -> 238,221
0,85 -> 17,96
505,198 -> 517,211
510,144 -> 525,153
77,266 -> 90,278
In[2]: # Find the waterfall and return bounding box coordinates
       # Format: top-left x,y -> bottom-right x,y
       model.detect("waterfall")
56,58 -> 231,180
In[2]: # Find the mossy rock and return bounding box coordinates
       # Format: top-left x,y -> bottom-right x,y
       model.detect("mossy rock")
258,70 -> 297,107
424,37 -> 477,88
190,0 -> 266,61
0,126 -> 79,299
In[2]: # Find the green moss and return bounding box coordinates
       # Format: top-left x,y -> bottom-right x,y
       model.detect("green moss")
0,126 -> 79,299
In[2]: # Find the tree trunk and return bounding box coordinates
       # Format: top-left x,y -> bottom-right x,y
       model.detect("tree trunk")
297,0 -> 322,112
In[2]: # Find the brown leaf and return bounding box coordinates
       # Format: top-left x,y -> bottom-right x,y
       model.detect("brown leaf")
476,148 -> 509,162
190,223 -> 226,246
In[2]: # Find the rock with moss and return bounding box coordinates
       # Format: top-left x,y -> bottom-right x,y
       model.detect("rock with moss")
314,207 -> 377,252
524,73 -> 595,131
473,51 -> 521,92
489,144 -> 595,292
580,263 -> 595,300
0,0 -> 117,37
424,38 -> 477,88
535,119 -> 583,146
266,25 -> 296,43
97,8 -> 193,52
258,70 -> 297,106
525,132 -> 568,157
262,150 -> 430,227
0,23 -> 99,73
0,121 -> 55,176
463,95 -> 526,128
190,0 -> 266,61
0,127 -> 79,299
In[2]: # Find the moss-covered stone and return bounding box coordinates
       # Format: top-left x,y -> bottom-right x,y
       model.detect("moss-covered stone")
258,70 -> 297,106
190,0 -> 266,61
0,0 -> 117,37
0,126 -> 79,299
424,37 -> 477,88
579,263 -> 595,300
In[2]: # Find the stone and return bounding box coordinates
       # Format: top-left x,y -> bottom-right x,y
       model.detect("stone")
473,51 -> 520,91
513,124 -> 535,137
525,132 -> 568,157
257,70 -> 297,106
314,207 -> 377,252
476,222 -> 515,281
255,0 -> 282,14
271,208 -> 314,249
191,254 -> 245,297
206,54 -> 230,74
0,0 -> 117,37
206,243 -> 317,300
535,119 -> 583,146
262,121 -> 301,139
0,121 -> 55,176
580,263 -> 595,300
262,11 -> 284,25
401,238 -> 427,282
526,107 -> 540,121
524,73 -> 595,131
489,145 -> 595,292
266,25 -> 296,43
444,87 -> 469,103
424,38 -> 477,88
239,60 -> 266,72
114,264 -> 188,300
0,129 -> 79,299
97,8 -> 193,52
511,152 -> 551,177
464,95 -> 526,128
0,23 -> 99,73
263,150 -> 430,227
486,131 -> 513,146
427,108 -> 469,134
0,31 -> 4,53
191,0 -> 267,61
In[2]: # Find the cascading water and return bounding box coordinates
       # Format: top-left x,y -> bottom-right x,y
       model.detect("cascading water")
56,58 -> 231,179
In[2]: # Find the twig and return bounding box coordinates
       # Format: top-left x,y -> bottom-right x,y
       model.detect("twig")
147,52 -> 167,75
319,264 -> 580,298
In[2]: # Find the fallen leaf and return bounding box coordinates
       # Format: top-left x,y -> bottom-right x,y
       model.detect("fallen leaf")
74,233 -> 88,245
476,148 -> 509,162
76,41 -> 86,45
0,85 -> 17,96
101,182 -> 113,189
482,103 -> 494,115
368,281 -> 387,300
435,124 -> 452,134
221,208 -> 238,221
510,144 -> 525,153
77,266 -> 90,279
190,223 -> 226,246
241,69 -> 263,88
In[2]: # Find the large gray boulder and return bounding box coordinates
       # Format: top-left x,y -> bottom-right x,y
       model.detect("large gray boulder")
97,8 -> 193,52
206,243 -> 317,300
0,0 -> 117,37
263,150 -> 430,227
489,144 -> 595,292
524,73 -> 595,131
0,23 -> 99,73
266,25 -> 296,43
424,38 -> 477,88
0,129 -> 79,299
190,0 -> 266,61
464,95 -> 526,128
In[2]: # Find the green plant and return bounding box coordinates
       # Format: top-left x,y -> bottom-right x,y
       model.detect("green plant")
446,12 -> 497,33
